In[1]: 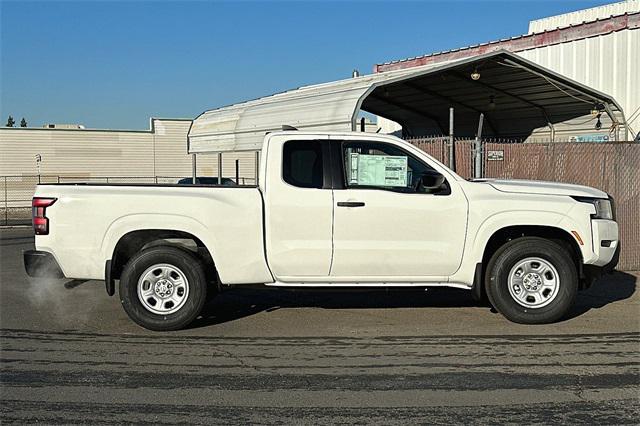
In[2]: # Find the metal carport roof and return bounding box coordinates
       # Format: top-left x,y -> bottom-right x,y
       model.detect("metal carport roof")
188,50 -> 627,153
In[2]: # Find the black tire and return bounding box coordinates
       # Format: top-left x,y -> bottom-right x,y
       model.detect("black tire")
485,237 -> 578,324
119,246 -> 207,331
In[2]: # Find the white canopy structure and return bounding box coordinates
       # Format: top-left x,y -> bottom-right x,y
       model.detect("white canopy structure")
188,50 -> 627,153
188,67 -> 422,153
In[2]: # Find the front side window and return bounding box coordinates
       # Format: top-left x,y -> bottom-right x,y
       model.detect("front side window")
343,141 -> 445,193
282,140 -> 324,189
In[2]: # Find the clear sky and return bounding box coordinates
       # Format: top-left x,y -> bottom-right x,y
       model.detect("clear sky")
1,0 -> 615,129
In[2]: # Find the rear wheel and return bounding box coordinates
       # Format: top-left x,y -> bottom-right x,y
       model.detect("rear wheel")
119,246 -> 207,331
485,237 -> 578,324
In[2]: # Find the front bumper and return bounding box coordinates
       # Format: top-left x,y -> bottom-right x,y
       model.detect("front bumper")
590,219 -> 619,266
582,243 -> 620,289
24,250 -> 65,278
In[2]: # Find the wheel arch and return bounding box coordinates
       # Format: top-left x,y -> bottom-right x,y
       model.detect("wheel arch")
482,225 -> 582,265
106,229 -> 217,296
472,224 -> 584,302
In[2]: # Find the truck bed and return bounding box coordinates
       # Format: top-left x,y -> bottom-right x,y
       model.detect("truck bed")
32,184 -> 273,285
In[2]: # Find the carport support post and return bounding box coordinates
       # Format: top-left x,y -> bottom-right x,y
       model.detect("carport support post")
449,107 -> 455,172
255,151 -> 260,185
474,113 -> 485,179
191,154 -> 197,184
217,153 -> 223,185
4,176 -> 7,226
603,103 -> 622,142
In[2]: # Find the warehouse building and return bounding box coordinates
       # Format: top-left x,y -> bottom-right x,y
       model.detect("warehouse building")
0,118 -> 259,182
0,118 -> 261,223
375,0 -> 639,141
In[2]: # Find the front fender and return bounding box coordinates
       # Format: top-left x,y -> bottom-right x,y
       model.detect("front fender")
469,209 -> 592,266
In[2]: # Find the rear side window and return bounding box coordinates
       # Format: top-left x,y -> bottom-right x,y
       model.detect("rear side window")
282,140 -> 324,189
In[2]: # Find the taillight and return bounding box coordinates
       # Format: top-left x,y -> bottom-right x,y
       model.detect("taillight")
32,197 -> 56,235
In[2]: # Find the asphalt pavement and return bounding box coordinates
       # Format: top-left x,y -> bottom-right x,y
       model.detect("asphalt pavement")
1,228 -> 638,424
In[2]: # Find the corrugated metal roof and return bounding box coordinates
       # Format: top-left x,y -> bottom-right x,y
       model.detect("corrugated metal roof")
188,59 -> 458,153
529,0 -> 639,33
188,50 -> 625,153
374,11 -> 639,73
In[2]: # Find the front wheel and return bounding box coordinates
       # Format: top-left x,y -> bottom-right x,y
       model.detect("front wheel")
485,237 -> 578,324
119,246 -> 207,331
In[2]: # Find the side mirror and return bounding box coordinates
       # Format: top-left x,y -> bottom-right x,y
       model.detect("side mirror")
420,172 -> 446,190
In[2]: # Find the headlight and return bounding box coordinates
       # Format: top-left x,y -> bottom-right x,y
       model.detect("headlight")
572,197 -> 613,220
593,199 -> 613,220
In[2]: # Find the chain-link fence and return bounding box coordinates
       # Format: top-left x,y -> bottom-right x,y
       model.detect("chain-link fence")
408,137 -> 640,271
410,137 -> 476,179
0,175 -> 257,227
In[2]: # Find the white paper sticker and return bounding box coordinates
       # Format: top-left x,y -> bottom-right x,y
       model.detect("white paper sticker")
349,154 -> 408,187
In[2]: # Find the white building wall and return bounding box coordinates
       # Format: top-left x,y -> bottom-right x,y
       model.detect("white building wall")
0,118 -> 258,182
0,118 -> 261,210
0,125 -> 158,178
516,27 -> 640,136
528,1 -> 639,33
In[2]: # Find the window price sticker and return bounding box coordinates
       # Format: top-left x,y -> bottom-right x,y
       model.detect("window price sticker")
349,154 -> 408,187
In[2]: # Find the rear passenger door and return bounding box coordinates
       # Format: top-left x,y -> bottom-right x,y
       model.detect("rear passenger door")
264,135 -> 334,280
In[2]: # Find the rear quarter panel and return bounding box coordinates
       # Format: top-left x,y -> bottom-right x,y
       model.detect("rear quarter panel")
33,185 -> 273,284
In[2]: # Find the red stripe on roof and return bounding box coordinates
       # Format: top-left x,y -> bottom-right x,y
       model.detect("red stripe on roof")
374,12 -> 640,73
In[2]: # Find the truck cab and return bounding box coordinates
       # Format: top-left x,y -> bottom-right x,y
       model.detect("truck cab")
264,132 -> 468,282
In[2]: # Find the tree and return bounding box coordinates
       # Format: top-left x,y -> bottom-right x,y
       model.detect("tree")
20,118 -> 27,127
6,115 -> 15,127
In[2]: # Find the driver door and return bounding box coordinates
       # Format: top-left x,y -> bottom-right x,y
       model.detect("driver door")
330,139 -> 468,280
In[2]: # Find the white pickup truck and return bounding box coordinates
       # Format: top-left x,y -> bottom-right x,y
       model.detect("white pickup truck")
24,131 -> 619,330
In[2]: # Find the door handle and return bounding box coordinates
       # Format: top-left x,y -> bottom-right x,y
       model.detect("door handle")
337,201 -> 365,207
